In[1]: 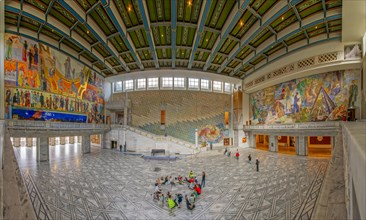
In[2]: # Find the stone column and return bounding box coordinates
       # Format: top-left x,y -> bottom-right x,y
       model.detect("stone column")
102,133 -> 110,149
268,135 -> 278,152
77,136 -> 82,143
60,137 -> 66,145
13,137 -> 21,147
248,132 -> 255,148
36,137 -> 49,162
49,137 -> 56,146
69,136 -> 75,144
0,0 -> 5,120
82,135 -> 91,154
296,136 -> 308,156
26,138 -> 33,147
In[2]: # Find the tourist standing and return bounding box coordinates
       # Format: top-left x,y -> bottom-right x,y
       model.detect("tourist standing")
201,171 -> 206,188
248,154 -> 252,164
256,159 -> 259,172
224,147 -> 227,155
235,149 -> 240,159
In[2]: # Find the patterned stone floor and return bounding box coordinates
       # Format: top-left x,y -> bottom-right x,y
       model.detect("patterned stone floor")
14,144 -> 329,220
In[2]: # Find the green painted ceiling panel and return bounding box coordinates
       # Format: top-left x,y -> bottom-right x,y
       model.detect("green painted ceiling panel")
297,0 -> 322,12
285,32 -> 306,46
299,3 -> 323,19
215,0 -> 236,29
251,30 -> 272,48
24,0 -> 47,12
147,0 -> 157,22
257,0 -> 277,16
265,43 -> 284,56
230,10 -> 252,37
164,0 -> 171,21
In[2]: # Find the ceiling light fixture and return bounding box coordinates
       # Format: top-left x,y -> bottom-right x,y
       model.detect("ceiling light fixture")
128,5 -> 132,12
282,16 -> 284,20
87,30 -> 90,34
315,26 -> 318,29
188,1 -> 192,6
161,34 -> 164,37
240,20 -> 244,26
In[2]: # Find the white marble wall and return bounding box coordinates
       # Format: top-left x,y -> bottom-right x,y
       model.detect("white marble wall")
342,122 -> 366,219
268,135 -> 278,152
105,128 -> 195,154
2,131 -> 36,219
82,135 -> 91,154
36,137 -> 49,162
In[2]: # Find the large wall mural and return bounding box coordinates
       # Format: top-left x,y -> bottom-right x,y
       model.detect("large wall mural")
249,70 -> 360,124
4,33 -> 105,123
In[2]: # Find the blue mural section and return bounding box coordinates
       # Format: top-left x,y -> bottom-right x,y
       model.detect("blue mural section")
11,107 -> 87,123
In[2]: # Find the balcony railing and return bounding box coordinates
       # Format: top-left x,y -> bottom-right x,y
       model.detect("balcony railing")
6,120 -> 110,130
243,121 -> 341,130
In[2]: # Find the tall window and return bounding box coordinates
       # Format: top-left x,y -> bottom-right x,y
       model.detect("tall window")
125,80 -> 134,90
188,78 -> 199,89
201,79 -> 210,90
213,81 -> 222,91
137,78 -> 146,89
224,82 -> 231,93
174,77 -> 185,88
162,77 -> 173,88
148,78 -> 159,88
114,81 -> 123,93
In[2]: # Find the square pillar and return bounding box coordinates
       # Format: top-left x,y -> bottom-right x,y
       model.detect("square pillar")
69,136 -> 75,144
49,137 -> 56,146
248,132 -> 255,148
77,136 -> 82,143
13,137 -> 21,147
60,137 -> 66,145
269,135 -> 278,152
296,136 -> 308,156
36,137 -> 49,162
82,135 -> 91,154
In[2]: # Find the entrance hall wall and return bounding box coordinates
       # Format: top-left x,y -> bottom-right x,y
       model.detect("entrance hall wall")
249,69 -> 361,124
4,33 -> 105,123
112,90 -> 231,144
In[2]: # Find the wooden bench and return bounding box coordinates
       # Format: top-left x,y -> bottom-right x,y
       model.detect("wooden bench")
151,149 -> 165,156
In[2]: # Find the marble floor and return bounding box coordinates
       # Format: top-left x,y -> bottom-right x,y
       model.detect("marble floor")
13,144 -> 329,220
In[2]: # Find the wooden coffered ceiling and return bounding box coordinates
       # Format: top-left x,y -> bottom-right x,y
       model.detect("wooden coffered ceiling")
4,0 -> 342,78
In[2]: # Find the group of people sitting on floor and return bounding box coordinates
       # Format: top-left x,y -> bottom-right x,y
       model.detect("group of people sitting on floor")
153,170 -> 205,210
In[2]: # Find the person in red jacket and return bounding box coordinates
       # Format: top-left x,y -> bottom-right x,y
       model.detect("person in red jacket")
194,184 -> 201,195
235,149 -> 240,160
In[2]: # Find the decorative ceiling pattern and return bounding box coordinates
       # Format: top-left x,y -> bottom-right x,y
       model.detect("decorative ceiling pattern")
4,0 -> 342,78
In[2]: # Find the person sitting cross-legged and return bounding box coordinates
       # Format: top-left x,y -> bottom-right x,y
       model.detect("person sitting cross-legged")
167,194 -> 176,209
175,193 -> 183,208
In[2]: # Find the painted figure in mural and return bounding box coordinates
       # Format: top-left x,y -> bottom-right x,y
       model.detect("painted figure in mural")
6,37 -> 13,60
18,68 -> 24,87
22,40 -> 28,62
293,92 -> 301,113
65,97 -> 69,111
34,44 -> 39,65
28,45 -> 34,69
40,93 -> 45,107
64,57 -> 72,79
57,78 -> 64,92
348,80 -> 358,107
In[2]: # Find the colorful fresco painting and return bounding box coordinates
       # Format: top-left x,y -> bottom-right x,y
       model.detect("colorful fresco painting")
4,33 -> 105,123
198,123 -> 224,144
249,70 -> 360,124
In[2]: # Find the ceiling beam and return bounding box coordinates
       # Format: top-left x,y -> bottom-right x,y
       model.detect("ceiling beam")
17,0 -> 23,33
103,0 -> 143,70
234,15 -> 341,77
188,0 -> 212,69
171,0 -> 177,68
221,3 -> 291,75
58,0 -> 124,73
45,0 -> 55,22
137,0 -> 159,69
203,0 -> 251,71
321,0 -> 329,37
5,5 -> 115,75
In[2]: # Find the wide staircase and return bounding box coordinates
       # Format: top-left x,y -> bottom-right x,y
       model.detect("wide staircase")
109,90 -> 231,144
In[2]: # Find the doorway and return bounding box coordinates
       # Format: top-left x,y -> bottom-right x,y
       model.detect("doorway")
308,136 -> 331,157
255,135 -> 269,151
277,136 -> 296,155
